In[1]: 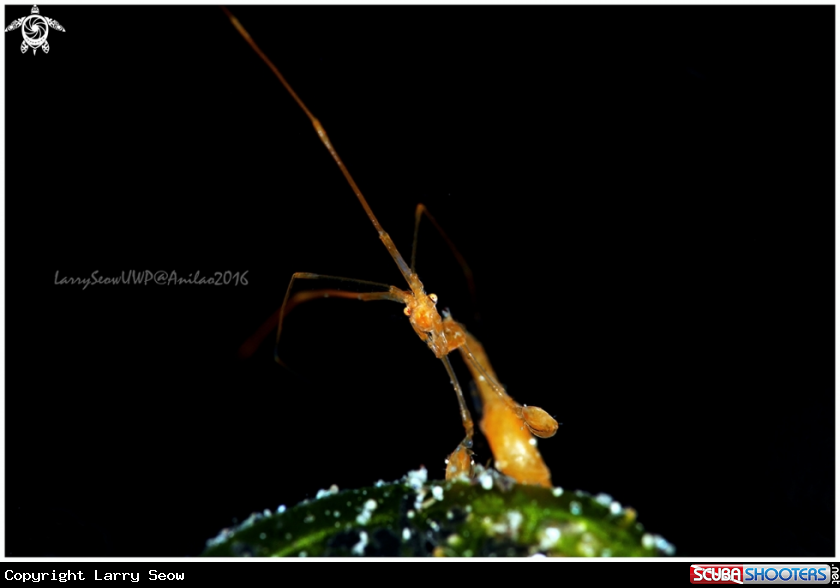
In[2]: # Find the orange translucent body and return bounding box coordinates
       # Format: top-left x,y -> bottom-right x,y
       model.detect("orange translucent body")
453,323 -> 552,488
224,8 -> 557,487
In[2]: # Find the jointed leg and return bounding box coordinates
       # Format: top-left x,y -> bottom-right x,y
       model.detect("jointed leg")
440,355 -> 474,445
441,354 -> 476,480
237,272 -> 403,361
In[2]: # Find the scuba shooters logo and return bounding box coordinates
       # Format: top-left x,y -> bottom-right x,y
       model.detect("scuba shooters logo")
690,564 -> 832,585
5,5 -> 65,55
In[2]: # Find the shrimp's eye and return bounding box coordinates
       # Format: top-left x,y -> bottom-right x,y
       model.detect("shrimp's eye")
429,293 -> 438,304
521,405 -> 559,438
403,307 -> 412,316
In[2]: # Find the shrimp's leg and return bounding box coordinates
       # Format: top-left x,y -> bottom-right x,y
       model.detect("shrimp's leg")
439,354 -> 476,480
238,273 -> 404,361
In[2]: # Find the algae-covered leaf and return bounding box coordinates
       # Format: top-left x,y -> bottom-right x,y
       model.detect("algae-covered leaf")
202,467 -> 674,557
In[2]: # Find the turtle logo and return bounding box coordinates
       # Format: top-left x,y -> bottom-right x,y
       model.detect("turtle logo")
5,5 -> 65,55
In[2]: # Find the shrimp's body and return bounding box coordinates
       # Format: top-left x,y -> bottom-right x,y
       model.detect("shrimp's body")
224,7 -> 558,485
450,319 -> 552,487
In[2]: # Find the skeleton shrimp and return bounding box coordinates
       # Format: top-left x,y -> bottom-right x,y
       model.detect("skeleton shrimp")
223,7 -> 559,487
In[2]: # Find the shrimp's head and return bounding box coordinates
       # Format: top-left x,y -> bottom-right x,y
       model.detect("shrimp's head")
404,291 -> 451,358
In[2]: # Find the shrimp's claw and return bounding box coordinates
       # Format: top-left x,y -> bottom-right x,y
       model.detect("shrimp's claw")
444,443 -> 474,480
521,405 -> 559,439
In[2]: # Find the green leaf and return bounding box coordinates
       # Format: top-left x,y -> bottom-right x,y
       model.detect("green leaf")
202,467 -> 674,557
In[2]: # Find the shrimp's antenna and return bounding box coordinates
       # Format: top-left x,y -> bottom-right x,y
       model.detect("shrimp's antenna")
222,7 -> 413,285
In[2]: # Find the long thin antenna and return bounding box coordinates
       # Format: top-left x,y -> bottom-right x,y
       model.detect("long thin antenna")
222,7 -> 415,286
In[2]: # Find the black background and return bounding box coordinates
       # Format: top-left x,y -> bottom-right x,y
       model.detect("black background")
5,5 -> 833,557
